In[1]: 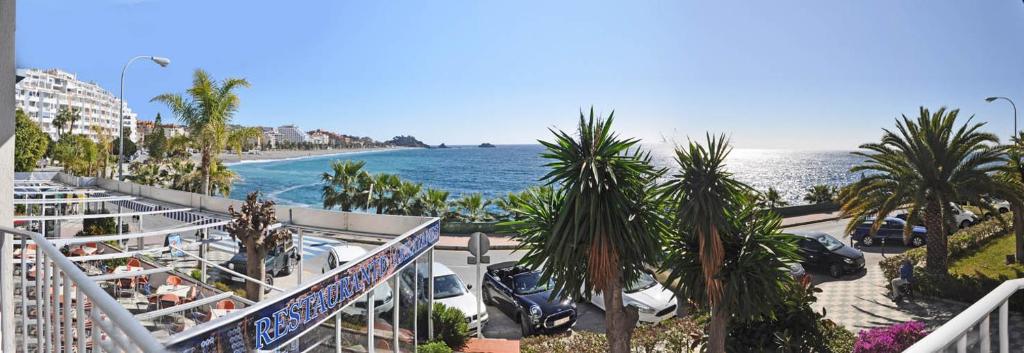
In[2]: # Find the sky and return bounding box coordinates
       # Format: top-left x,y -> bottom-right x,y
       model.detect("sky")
14,1 -> 1024,149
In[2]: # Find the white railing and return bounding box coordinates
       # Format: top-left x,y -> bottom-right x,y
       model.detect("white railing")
1,226 -> 165,353
905,279 -> 1024,353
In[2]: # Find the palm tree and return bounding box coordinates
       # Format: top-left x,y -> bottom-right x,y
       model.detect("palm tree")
53,106 -> 80,138
658,134 -> 749,353
392,181 -> 424,215
422,188 -> 452,219
226,192 -> 291,301
321,160 -> 371,212
226,126 -> 265,156
510,110 -> 665,352
208,160 -> 237,197
166,135 -> 192,159
168,159 -> 200,192
764,187 -> 788,209
452,193 -> 492,222
803,184 -> 837,204
368,173 -> 401,214
839,107 -> 1011,275
997,132 -> 1024,263
127,162 -> 166,186
152,69 -> 250,196
90,125 -> 113,178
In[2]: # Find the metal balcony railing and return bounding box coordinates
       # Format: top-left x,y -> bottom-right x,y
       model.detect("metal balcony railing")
905,279 -> 1024,353
1,226 -> 165,353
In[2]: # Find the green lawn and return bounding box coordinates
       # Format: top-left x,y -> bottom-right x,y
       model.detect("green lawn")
951,233 -> 1024,278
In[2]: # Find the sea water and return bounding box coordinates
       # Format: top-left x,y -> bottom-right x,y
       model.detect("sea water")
227,145 -> 865,207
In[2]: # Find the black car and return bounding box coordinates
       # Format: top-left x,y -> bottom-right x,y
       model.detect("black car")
482,262 -> 577,336
791,231 -> 865,278
210,238 -> 299,288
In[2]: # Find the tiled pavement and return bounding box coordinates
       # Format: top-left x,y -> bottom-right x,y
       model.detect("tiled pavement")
811,248 -> 1024,348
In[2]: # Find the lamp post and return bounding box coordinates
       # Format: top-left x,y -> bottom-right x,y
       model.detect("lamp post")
118,55 -> 170,180
985,96 -> 1018,139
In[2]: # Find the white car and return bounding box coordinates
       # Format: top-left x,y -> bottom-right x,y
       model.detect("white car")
426,262 -> 489,333
322,244 -> 394,317
990,199 -> 1011,216
590,272 -> 677,323
949,203 -> 979,229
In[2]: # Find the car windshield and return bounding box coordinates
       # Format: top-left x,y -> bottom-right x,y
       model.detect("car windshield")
625,272 -> 657,293
433,274 -> 467,299
513,272 -> 554,295
815,234 -> 844,251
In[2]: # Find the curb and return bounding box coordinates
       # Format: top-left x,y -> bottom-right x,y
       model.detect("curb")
782,216 -> 845,228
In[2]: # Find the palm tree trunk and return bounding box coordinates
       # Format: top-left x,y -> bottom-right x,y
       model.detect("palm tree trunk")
602,265 -> 638,353
924,198 -> 949,275
246,244 -> 266,302
708,302 -> 730,353
201,148 -> 212,196
1012,203 -> 1024,263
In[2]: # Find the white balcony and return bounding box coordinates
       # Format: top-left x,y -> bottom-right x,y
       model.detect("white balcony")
905,279 -> 1023,352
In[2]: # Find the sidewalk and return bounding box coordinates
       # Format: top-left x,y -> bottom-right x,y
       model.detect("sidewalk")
334,211 -> 845,251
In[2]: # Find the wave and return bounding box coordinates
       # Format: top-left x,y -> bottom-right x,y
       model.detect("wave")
265,182 -> 320,207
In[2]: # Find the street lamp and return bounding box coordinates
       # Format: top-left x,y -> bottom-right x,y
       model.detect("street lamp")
118,56 -> 170,180
985,96 -> 1018,139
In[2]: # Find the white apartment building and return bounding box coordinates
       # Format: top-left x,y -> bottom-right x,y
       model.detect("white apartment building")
15,68 -> 138,142
277,124 -> 308,144
307,129 -> 330,145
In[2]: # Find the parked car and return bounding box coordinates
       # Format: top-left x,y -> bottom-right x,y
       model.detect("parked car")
429,262 -> 488,333
895,203 -> 978,229
791,231 -> 865,278
210,237 -> 299,289
321,244 -> 394,317
988,199 -> 1011,218
851,217 -> 927,247
482,261 -> 576,336
589,271 -> 676,323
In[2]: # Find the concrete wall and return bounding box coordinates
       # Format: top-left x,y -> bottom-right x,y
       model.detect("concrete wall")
89,174 -> 430,236
1,0 -> 15,349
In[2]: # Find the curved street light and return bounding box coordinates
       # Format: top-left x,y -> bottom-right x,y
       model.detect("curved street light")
118,56 -> 170,180
985,96 -> 1017,139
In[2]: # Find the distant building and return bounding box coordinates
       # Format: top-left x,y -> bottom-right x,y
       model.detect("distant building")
260,127 -> 280,149
136,119 -> 187,144
276,125 -> 308,144
307,129 -> 332,145
15,68 -> 139,142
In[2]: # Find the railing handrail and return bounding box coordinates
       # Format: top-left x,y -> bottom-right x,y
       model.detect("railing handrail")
0,225 -> 166,353
904,278 -> 1024,352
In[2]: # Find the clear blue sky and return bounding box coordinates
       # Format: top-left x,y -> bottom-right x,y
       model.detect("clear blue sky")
15,0 -> 1024,149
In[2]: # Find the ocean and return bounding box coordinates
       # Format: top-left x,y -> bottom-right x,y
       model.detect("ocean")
226,145 -> 866,207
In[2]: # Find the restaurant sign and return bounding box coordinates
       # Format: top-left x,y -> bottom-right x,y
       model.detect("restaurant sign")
166,220 -> 440,353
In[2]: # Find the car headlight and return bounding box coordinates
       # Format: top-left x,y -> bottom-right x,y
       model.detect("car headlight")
843,258 -> 854,264
628,301 -> 656,314
529,305 -> 542,321
227,263 -> 234,270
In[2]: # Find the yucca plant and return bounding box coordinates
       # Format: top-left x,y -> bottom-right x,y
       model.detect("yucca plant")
511,109 -> 666,353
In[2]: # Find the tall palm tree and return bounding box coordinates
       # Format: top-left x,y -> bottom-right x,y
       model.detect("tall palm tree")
127,162 -> 166,186
321,160 -> 371,212
839,107 -> 1011,275
226,126 -> 265,156
764,187 -> 787,209
659,134 -> 748,353
511,110 -> 665,352
166,135 -> 192,159
208,160 -> 238,197
368,173 -> 401,214
392,181 -> 424,216
90,125 -> 113,178
152,69 -> 250,196
452,193 -> 492,222
997,132 -> 1024,263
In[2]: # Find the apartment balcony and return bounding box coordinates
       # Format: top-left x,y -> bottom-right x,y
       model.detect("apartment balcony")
905,279 -> 1023,352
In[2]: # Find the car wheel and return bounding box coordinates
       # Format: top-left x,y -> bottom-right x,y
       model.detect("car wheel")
264,272 -> 274,294
483,287 -> 495,305
829,264 -> 842,279
1000,208 -> 1010,214
911,236 -> 925,247
861,236 -> 874,247
520,313 -> 533,337
960,220 -> 971,229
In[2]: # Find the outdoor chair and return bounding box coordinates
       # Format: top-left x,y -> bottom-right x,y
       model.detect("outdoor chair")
216,299 -> 235,310
126,258 -> 142,269
166,275 -> 183,286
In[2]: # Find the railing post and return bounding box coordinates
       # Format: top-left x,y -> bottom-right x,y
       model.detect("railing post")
1000,301 -> 1009,353
20,234 -> 28,353
956,334 -> 966,353
0,0 -> 16,348
981,315 -> 991,353
36,248 -> 44,351
63,272 -> 72,352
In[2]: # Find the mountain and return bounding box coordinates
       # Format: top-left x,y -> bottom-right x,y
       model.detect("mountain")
478,143 -> 496,148
387,135 -> 430,148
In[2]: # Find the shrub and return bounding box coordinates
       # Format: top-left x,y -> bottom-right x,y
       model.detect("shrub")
426,303 -> 469,350
520,317 -> 702,353
416,341 -> 452,353
853,321 -> 927,353
190,269 -> 203,281
728,279 -> 855,352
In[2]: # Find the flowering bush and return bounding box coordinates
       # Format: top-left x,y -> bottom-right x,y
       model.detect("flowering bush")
853,321 -> 927,353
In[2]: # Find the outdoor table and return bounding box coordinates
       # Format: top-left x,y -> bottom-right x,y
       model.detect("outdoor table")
70,245 -> 98,257
155,284 -> 193,298
113,265 -> 144,274
210,308 -> 236,320
77,262 -> 103,276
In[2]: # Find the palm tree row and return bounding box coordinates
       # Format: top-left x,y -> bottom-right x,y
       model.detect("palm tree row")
320,160 -> 506,221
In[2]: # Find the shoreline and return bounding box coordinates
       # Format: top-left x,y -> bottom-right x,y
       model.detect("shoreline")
218,147 -> 413,165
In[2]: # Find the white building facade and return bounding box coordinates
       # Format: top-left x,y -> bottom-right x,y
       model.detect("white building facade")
15,68 -> 138,142
277,124 -> 308,144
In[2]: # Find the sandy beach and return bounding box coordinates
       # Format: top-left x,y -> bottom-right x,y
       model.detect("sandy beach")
216,147 -> 402,164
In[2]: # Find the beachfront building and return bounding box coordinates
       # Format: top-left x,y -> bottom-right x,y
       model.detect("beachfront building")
15,68 -> 139,142
276,124 -> 308,144
136,119 -> 187,144
260,126 -> 280,149
307,129 -> 331,145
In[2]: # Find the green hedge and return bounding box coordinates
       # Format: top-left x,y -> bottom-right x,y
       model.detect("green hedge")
774,202 -> 840,218
878,214 -> 1024,311
440,222 -> 499,234
520,318 -> 702,353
